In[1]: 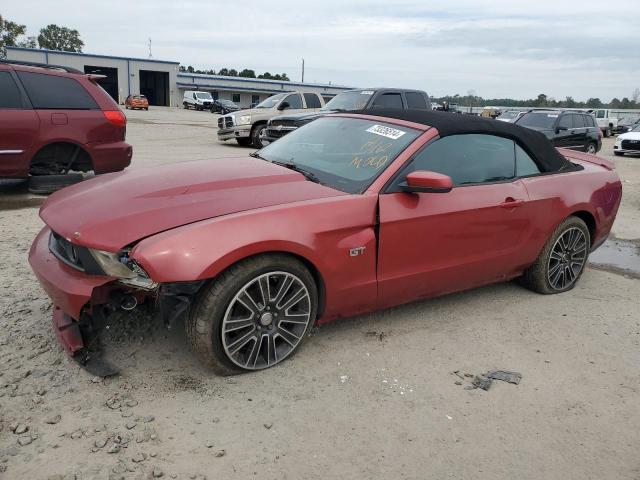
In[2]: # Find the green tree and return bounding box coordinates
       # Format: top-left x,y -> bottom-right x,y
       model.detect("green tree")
37,24 -> 83,52
564,96 -> 576,108
586,97 -> 602,108
228,69 -> 238,76
258,72 -> 273,79
217,68 -> 229,76
609,98 -> 621,109
238,69 -> 256,78
0,14 -> 27,55
534,93 -> 548,107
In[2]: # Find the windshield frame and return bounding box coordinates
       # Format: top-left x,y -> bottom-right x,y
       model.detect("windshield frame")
255,93 -> 287,109
256,115 -> 421,194
322,90 -> 374,111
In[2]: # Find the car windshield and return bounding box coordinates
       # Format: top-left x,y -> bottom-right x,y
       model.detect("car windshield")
323,91 -> 374,111
196,92 -> 212,100
255,93 -> 286,108
499,111 -> 519,120
257,117 -> 420,194
517,112 -> 558,129
632,124 -> 640,132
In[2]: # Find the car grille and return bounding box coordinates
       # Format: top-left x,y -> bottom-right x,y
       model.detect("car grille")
270,119 -> 296,128
218,116 -> 234,129
48,231 -> 103,274
621,139 -> 640,151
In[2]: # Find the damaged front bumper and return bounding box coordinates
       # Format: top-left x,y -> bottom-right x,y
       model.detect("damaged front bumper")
29,227 -> 203,375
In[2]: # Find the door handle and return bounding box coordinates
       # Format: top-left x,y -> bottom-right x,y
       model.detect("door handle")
499,197 -> 525,208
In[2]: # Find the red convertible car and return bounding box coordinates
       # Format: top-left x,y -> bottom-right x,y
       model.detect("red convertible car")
29,110 -> 622,375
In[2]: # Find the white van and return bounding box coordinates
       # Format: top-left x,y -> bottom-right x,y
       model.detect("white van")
183,91 -> 214,111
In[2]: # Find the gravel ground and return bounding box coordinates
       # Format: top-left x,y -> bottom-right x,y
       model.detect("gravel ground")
0,108 -> 639,480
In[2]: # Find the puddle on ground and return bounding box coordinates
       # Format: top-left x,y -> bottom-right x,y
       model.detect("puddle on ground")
589,238 -> 640,279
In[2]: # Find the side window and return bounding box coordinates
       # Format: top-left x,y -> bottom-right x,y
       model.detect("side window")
515,144 -> 541,177
596,110 -> 605,119
303,93 -> 321,109
17,72 -> 98,110
586,115 -> 596,127
558,115 -> 572,129
391,134 -> 516,189
572,115 -> 585,128
405,92 -> 427,109
0,72 -> 25,109
282,94 -> 302,109
372,93 -> 403,108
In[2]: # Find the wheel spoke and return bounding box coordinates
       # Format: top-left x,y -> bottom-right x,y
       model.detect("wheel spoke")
222,270 -> 312,370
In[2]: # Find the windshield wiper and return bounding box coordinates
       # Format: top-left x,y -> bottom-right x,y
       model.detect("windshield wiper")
272,161 -> 321,184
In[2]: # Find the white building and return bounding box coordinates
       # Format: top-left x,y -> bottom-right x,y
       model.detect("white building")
5,47 -> 353,108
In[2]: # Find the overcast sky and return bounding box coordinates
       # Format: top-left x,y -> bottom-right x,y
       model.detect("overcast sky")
5,1 -> 639,101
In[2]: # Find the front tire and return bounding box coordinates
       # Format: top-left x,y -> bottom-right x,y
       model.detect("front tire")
586,142 -> 597,154
187,254 -> 318,375
251,123 -> 267,148
604,128 -> 611,138
236,138 -> 252,147
520,216 -> 590,294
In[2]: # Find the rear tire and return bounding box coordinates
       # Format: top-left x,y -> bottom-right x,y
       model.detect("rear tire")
28,174 -> 84,195
614,152 -> 624,156
186,254 -> 318,375
586,142 -> 597,154
520,216 -> 590,294
604,128 -> 611,138
183,102 -> 188,109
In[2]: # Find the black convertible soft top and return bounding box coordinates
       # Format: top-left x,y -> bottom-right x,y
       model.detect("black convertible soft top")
350,108 -> 572,173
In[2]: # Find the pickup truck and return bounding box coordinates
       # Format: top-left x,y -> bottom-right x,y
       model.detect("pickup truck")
217,92 -> 325,147
263,88 -> 431,144
588,109 -> 618,137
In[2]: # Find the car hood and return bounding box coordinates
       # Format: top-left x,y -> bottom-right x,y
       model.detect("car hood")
271,110 -> 336,122
40,158 -> 346,251
619,131 -> 640,141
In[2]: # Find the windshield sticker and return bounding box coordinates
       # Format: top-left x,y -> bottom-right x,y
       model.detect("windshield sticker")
547,114 -> 558,118
360,90 -> 374,95
366,124 -> 406,140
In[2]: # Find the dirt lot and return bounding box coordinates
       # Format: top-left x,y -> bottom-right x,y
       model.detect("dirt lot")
1,107 -> 639,480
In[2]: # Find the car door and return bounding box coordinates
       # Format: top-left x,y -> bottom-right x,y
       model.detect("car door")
553,114 -> 576,149
0,70 -> 39,177
570,114 -> 588,150
281,93 -> 305,115
377,134 -> 536,307
302,93 -> 323,112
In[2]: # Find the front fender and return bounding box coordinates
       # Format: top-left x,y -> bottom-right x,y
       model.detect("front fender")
131,195 -> 379,321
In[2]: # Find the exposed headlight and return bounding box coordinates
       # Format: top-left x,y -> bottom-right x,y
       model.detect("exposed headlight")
89,248 -> 156,289
237,115 -> 252,125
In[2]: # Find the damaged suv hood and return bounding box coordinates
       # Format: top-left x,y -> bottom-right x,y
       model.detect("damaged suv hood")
40,158 -> 346,251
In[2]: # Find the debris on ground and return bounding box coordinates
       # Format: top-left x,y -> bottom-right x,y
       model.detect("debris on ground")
453,369 -> 523,391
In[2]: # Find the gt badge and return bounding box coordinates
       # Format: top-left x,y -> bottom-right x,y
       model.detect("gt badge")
349,247 -> 366,257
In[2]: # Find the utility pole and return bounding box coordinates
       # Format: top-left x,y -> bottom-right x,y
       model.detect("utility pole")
301,58 -> 305,83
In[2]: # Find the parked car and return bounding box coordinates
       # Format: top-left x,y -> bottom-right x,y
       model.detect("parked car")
263,88 -> 431,144
497,110 -> 525,123
615,116 -> 640,134
614,123 -> 640,156
217,92 -> 325,148
183,91 -> 214,111
0,59 -> 132,194
515,110 -> 602,154
210,99 -> 240,115
29,110 -> 621,375
587,109 -> 618,137
124,94 -> 149,110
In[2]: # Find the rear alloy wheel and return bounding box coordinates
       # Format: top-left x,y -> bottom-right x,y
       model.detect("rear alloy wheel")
586,142 -> 597,154
520,216 -> 590,294
187,254 -> 318,374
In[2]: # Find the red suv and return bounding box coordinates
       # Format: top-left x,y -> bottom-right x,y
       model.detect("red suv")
0,60 -> 132,193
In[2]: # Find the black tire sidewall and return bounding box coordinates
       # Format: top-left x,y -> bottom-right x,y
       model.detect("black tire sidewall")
251,124 -> 266,148
189,255 -> 318,374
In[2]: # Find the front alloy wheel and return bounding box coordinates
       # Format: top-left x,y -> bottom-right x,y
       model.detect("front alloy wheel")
222,272 -> 312,370
187,254 -> 318,374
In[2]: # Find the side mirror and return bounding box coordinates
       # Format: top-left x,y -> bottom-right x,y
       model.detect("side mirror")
402,171 -> 453,194
278,101 -> 290,111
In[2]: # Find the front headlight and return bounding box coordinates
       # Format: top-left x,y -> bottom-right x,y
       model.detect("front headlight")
89,248 -> 156,289
237,115 -> 252,125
